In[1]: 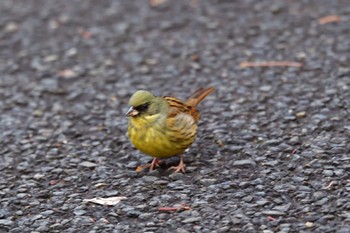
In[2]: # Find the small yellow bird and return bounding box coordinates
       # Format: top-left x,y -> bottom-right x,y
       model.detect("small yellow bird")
126,87 -> 215,173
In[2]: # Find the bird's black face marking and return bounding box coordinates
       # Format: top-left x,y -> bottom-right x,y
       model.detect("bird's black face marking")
134,103 -> 149,113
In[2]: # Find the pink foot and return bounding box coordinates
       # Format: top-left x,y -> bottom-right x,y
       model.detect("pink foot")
168,155 -> 186,173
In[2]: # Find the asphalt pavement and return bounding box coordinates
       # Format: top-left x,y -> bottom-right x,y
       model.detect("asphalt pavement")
0,0 -> 349,232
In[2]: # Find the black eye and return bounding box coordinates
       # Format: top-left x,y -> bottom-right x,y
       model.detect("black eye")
135,103 -> 149,112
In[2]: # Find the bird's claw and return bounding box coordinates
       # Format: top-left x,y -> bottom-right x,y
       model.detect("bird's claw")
168,164 -> 186,173
168,155 -> 186,173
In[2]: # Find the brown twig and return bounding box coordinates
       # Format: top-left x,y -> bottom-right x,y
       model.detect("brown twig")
318,15 -> 341,25
240,61 -> 303,68
267,216 -> 277,221
158,204 -> 191,212
324,181 -> 335,189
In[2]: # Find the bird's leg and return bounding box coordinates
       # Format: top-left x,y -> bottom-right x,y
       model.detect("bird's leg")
149,158 -> 161,171
168,155 -> 186,173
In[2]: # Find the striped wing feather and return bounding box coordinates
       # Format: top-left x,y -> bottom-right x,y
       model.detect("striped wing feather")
164,96 -> 192,118
163,87 -> 215,122
163,96 -> 197,150
161,87 -> 215,153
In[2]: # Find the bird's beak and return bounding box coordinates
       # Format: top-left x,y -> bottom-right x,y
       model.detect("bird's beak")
126,107 -> 139,117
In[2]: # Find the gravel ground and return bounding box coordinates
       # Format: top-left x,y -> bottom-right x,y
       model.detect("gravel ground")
1,0 -> 350,232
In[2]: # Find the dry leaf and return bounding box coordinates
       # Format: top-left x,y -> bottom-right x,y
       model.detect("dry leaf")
318,15 -> 341,25
83,196 -> 127,206
135,166 -> 144,173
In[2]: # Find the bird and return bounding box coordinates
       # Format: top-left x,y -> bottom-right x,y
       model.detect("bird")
126,87 -> 215,173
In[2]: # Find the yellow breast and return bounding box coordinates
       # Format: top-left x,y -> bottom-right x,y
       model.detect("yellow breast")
127,113 -> 197,158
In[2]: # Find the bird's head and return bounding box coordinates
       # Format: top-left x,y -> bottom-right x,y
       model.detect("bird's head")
126,90 -> 167,117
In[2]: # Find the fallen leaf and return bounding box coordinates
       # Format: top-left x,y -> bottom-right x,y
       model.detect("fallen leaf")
318,15 -> 341,25
240,61 -> 303,68
135,166 -> 144,173
83,196 -> 127,206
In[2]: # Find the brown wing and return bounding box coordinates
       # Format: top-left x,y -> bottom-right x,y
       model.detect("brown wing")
163,96 -> 197,150
163,96 -> 192,118
163,87 -> 214,122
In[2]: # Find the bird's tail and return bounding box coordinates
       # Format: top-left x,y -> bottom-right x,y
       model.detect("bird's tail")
186,87 -> 215,107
